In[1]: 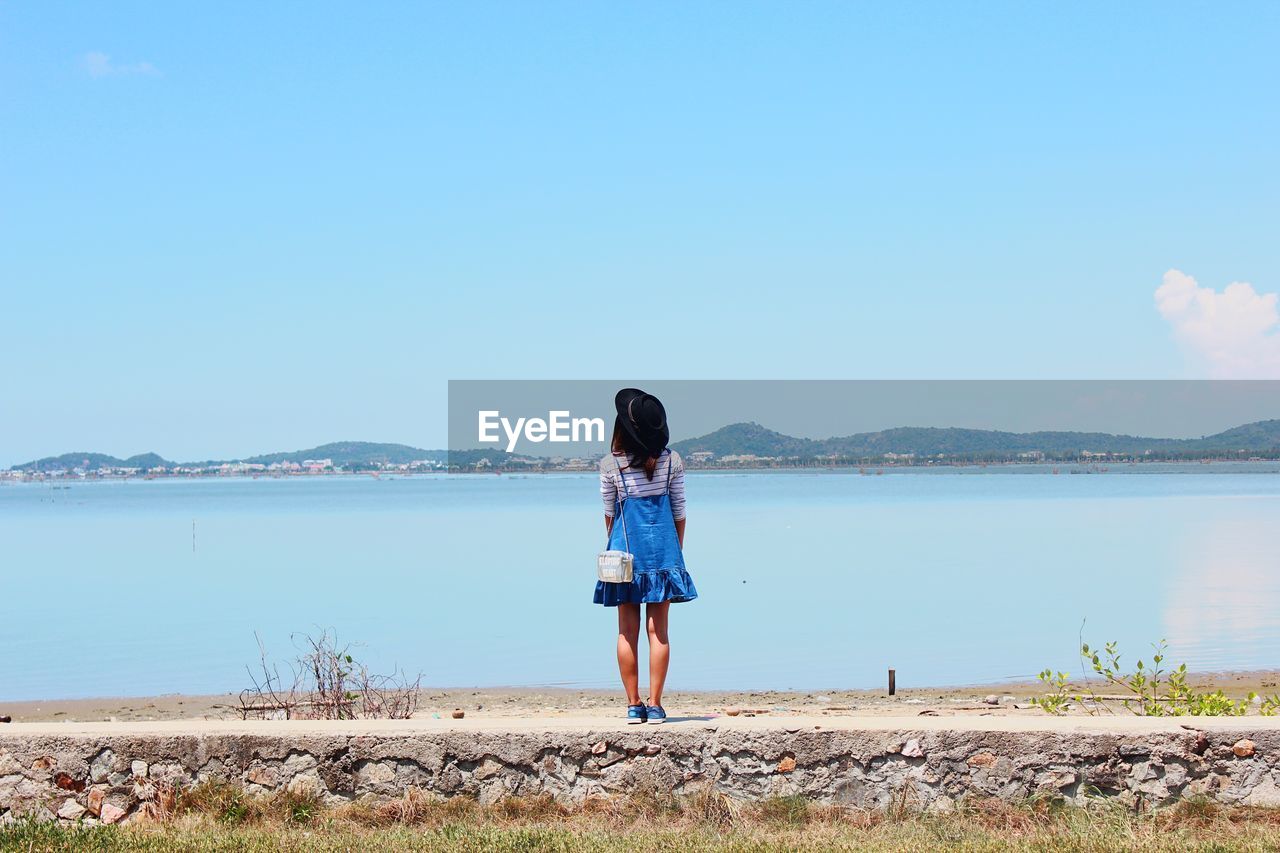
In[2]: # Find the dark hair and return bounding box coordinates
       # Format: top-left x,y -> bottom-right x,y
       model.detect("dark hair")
612,416 -> 659,480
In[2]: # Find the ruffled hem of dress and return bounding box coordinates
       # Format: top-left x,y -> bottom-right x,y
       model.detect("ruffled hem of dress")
593,567 -> 698,606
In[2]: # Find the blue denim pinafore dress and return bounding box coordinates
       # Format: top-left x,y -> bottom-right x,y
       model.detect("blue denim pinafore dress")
593,456 -> 698,606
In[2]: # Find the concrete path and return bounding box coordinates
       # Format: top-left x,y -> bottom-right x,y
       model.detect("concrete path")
7,712 -> 1280,736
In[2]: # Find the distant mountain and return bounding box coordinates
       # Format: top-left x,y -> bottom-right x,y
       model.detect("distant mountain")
240,442 -> 445,467
671,422 -> 819,457
1183,419 -> 1280,451
12,452 -> 177,473
672,419 -> 1280,460
122,452 -> 174,470
11,442 -> 446,472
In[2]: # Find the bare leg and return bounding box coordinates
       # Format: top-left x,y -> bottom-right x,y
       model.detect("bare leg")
616,604 -> 642,705
646,602 -> 671,707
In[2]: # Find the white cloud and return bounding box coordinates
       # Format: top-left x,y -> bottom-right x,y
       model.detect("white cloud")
81,51 -> 159,78
1154,269 -> 1280,378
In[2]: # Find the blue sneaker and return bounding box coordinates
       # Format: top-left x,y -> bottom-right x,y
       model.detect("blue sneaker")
626,703 -> 648,724
645,704 -> 667,724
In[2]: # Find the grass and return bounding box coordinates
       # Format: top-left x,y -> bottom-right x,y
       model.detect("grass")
5,786 -> 1280,851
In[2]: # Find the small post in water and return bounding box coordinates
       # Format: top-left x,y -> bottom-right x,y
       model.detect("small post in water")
888,668 -> 896,696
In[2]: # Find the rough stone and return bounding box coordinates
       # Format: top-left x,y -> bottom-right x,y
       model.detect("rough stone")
56,799 -> 86,820
1037,768 -> 1077,790
148,761 -> 188,784
86,788 -> 105,816
354,761 -> 394,787
473,758 -> 505,780
1246,777 -> 1280,807
1234,739 -> 1257,758
967,752 -> 997,768
89,749 -> 116,784
287,771 -> 323,797
246,766 -> 278,787
131,760 -> 148,778
54,772 -> 84,792
99,802 -> 126,825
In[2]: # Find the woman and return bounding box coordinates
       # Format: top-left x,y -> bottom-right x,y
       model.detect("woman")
595,388 -> 697,724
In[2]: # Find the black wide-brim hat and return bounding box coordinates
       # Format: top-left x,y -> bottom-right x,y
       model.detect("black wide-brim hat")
615,388 -> 670,457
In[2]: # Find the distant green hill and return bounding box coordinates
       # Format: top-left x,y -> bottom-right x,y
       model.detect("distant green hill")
11,442 -> 446,472
11,452 -> 178,473
445,448 -> 517,468
1183,419 -> 1280,451
240,442 -> 445,467
672,419 -> 1280,460
670,422 -> 818,457
123,452 -> 174,470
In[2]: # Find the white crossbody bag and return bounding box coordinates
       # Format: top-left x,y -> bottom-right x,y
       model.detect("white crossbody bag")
597,456 -> 634,583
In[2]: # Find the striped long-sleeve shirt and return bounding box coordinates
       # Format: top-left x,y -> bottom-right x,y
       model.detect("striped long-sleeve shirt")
600,450 -> 686,520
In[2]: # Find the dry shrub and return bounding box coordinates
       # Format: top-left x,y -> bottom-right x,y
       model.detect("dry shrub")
433,794 -> 481,825
1159,800 -> 1280,832
338,791 -> 431,828
884,782 -> 924,821
237,629 -> 422,721
1218,804 -> 1280,827
578,796 -> 614,821
686,783 -> 739,828
337,798 -> 388,828
610,786 -> 682,823
388,787 -> 439,825
136,780 -> 178,822
492,794 -> 568,822
359,788 -> 485,827
956,796 -> 1047,833
1160,796 -> 1220,829
174,780 -> 321,826
837,805 -> 882,830
176,780 -> 256,824
262,788 -> 323,825
755,795 -> 813,827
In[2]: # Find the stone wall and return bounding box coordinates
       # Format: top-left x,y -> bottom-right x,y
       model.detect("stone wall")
2,723 -> 1279,824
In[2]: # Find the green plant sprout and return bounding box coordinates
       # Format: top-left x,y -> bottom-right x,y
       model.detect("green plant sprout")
1034,638 -> 1259,717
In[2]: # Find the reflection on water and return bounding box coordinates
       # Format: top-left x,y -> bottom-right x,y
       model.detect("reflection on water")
1,465 -> 1278,701
1164,515 -> 1280,672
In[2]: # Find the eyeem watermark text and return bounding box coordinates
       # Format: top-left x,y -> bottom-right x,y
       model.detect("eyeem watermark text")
478,411 -> 605,452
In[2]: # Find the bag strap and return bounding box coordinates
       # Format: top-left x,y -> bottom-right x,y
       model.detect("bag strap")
614,453 -> 632,498
611,454 -> 631,554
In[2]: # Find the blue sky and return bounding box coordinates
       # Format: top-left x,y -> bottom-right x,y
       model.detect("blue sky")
2,2 -> 1278,465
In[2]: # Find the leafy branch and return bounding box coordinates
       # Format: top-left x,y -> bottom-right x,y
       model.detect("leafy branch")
1034,637 -> 1259,717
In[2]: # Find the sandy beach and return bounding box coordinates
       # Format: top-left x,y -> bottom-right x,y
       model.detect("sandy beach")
4,669 -> 1277,724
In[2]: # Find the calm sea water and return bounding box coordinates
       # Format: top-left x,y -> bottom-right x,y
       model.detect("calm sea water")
2,464 -> 1279,701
